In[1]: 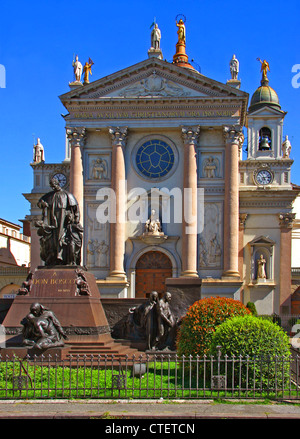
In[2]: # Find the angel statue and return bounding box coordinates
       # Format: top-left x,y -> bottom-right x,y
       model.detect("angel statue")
257,58 -> 270,81
83,58 -> 94,84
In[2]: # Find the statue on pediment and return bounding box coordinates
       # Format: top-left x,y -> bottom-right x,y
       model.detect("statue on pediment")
151,23 -> 161,49
83,58 -> 94,84
229,54 -> 239,80
72,55 -> 83,83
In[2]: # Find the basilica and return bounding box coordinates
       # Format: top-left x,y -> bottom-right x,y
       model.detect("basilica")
24,20 -> 299,316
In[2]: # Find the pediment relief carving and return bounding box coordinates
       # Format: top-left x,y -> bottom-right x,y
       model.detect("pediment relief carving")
60,59 -> 247,102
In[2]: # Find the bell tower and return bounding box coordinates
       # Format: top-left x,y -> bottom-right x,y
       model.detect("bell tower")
240,59 -> 298,315
243,59 -> 292,188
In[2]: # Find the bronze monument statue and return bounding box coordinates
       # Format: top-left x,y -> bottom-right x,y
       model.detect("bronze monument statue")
35,177 -> 83,266
21,302 -> 68,351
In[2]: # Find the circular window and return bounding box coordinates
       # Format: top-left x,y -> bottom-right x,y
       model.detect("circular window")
135,139 -> 175,179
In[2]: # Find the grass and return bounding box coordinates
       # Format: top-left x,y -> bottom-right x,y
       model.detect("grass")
0,358 -> 298,401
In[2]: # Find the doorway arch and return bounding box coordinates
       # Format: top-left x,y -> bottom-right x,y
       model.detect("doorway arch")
135,251 -> 172,298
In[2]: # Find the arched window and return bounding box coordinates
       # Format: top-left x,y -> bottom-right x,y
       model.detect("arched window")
259,127 -> 272,150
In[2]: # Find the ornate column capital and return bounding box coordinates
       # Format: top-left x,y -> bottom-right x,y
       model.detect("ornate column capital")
66,127 -> 86,147
278,212 -> 296,229
181,126 -> 200,145
223,125 -> 244,148
108,126 -> 128,147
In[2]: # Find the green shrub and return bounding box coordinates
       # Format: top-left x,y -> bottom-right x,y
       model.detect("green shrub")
246,301 -> 257,316
176,296 -> 251,358
210,315 -> 291,387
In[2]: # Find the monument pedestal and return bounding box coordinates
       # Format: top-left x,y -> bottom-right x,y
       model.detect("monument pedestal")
1,266 -> 140,360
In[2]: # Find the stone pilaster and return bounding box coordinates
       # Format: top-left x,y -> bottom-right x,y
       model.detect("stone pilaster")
181,126 -> 200,277
223,125 -> 244,278
278,212 -> 296,313
108,127 -> 128,280
66,127 -> 86,222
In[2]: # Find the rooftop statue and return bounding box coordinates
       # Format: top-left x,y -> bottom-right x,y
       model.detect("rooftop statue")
176,18 -> 186,44
83,58 -> 94,84
72,55 -> 83,83
257,58 -> 270,82
151,23 -> 161,50
229,54 -> 239,80
33,138 -> 45,163
35,177 -> 83,266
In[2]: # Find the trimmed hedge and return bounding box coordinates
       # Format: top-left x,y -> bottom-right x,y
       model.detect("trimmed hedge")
210,315 -> 291,387
176,297 -> 251,358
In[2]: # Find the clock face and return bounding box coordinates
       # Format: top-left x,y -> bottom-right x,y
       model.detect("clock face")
53,173 -> 67,187
255,169 -> 272,185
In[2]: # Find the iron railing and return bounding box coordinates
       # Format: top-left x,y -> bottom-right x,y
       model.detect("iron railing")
0,349 -> 300,401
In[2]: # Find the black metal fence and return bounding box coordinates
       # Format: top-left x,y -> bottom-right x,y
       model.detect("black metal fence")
0,349 -> 300,400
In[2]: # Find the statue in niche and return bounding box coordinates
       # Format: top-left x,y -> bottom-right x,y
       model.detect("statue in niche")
35,177 -> 83,266
151,23 -> 161,49
33,138 -> 45,163
91,157 -> 108,180
203,156 -> 218,178
256,254 -> 267,280
21,302 -> 68,350
72,55 -> 83,82
229,54 -> 239,80
282,135 -> 292,158
97,240 -> 109,267
145,209 -> 162,235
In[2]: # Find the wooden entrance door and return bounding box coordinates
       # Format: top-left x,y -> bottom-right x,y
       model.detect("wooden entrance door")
135,251 -> 172,298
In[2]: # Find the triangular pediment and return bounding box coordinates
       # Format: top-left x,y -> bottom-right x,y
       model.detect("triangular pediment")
247,105 -> 286,118
248,235 -> 275,246
60,57 -> 248,102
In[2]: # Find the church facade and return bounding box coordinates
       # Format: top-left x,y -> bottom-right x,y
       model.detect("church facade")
24,21 -> 299,315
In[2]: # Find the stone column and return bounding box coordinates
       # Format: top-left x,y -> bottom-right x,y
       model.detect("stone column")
108,127 -> 128,280
238,213 -> 248,278
223,125 -> 244,278
66,127 -> 86,221
181,126 -> 200,277
278,212 -> 295,313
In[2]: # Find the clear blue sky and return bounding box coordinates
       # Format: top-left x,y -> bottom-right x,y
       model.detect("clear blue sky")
1,0 -> 300,226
